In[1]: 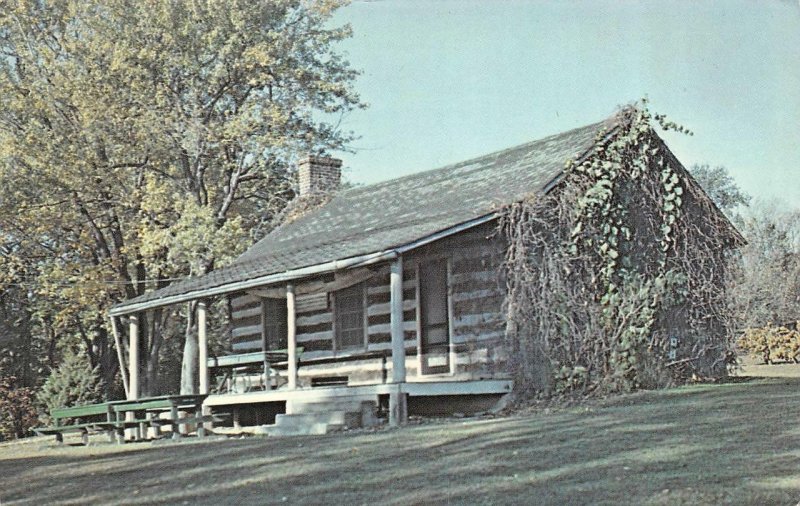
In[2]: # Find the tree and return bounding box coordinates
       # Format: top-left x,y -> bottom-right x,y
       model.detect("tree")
0,375 -> 38,440
37,350 -> 104,418
689,164 -> 751,217
0,0 -> 363,396
686,165 -> 800,336
729,201 -> 800,330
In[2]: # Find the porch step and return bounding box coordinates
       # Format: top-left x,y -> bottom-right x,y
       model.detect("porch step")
275,412 -> 347,427
262,421 -> 330,437
285,395 -> 375,413
256,397 -> 381,437
287,399 -> 379,429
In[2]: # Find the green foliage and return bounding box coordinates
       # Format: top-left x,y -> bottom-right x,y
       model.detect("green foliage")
689,164 -> 751,217
0,375 -> 39,440
0,0 -> 363,395
37,351 -> 104,420
554,365 -> 588,394
729,203 -> 800,331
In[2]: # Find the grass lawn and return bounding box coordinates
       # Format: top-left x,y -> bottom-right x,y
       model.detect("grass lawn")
2,376 -> 800,505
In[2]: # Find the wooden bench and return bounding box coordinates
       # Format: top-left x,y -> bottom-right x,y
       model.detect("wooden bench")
208,349 -> 302,394
111,394 -> 225,441
35,402 -> 122,445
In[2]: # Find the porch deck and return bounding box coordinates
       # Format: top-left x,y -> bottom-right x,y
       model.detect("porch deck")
204,379 -> 512,407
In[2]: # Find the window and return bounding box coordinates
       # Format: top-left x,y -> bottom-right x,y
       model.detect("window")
335,283 -> 366,350
419,258 -> 450,374
263,298 -> 288,351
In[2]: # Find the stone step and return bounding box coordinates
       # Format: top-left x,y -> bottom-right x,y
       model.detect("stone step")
275,412 -> 347,427
325,423 -> 346,433
256,397 -> 382,437
287,400 -> 379,429
286,396 -> 376,415
261,421 -> 330,437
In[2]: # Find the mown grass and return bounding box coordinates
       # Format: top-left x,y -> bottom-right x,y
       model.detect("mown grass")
2,377 -> 800,505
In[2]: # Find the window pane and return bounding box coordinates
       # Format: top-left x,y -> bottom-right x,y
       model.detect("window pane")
340,329 -> 362,348
425,325 -> 449,345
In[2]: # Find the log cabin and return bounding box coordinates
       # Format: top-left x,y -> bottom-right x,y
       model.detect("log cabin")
109,112 -> 738,432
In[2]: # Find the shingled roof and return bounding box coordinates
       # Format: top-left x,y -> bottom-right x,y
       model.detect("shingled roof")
110,116 -> 613,316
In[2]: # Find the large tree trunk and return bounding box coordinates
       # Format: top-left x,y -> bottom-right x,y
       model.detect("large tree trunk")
89,317 -> 120,399
180,301 -> 198,394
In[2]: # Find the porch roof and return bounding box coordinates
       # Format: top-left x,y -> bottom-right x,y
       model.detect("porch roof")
110,116 -> 612,316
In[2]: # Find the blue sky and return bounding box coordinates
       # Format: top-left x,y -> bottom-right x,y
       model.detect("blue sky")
332,0 -> 800,208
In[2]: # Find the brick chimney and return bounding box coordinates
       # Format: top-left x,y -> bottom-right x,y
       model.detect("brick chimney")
298,155 -> 342,197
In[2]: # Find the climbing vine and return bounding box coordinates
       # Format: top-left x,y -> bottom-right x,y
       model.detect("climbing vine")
501,100 -> 738,398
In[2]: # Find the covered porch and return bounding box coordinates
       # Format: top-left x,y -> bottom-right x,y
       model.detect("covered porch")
115,255 -> 447,427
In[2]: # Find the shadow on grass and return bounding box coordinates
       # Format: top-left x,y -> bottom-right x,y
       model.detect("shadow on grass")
3,378 -> 800,505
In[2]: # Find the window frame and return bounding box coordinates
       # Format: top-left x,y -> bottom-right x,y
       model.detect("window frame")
261,297 -> 288,352
415,255 -> 453,375
333,281 -> 368,353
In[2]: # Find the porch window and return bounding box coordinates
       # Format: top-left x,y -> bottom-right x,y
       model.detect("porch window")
335,282 -> 366,351
263,298 -> 288,351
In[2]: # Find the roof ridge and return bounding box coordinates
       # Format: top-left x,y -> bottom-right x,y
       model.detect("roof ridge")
339,116 -> 615,196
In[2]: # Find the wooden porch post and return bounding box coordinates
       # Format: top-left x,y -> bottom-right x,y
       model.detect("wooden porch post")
198,301 -> 208,395
128,314 -> 139,400
260,299 -> 272,391
389,257 -> 408,426
287,284 -> 298,390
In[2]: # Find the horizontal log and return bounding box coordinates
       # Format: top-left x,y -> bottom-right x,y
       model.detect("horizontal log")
451,254 -> 501,273
454,297 -> 505,319
232,340 -> 261,352
231,324 -> 262,339
367,321 -> 417,336
450,270 -> 499,285
296,312 -> 332,327
232,306 -> 262,320
296,293 -> 328,313
366,339 -> 418,353
367,279 -> 415,296
297,330 -> 334,344
230,294 -> 261,310
451,288 -> 500,303
366,299 -> 416,317
452,329 -> 507,344
453,312 -> 505,329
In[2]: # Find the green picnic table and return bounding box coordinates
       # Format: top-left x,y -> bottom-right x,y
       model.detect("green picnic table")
35,401 -> 126,444
111,394 -> 216,442
36,394 -> 226,444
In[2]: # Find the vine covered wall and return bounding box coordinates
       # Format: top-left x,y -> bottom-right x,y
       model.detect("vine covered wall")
501,102 -> 739,398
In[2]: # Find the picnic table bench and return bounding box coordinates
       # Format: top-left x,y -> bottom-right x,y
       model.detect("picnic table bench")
34,401 -> 123,445
35,394 -> 227,444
